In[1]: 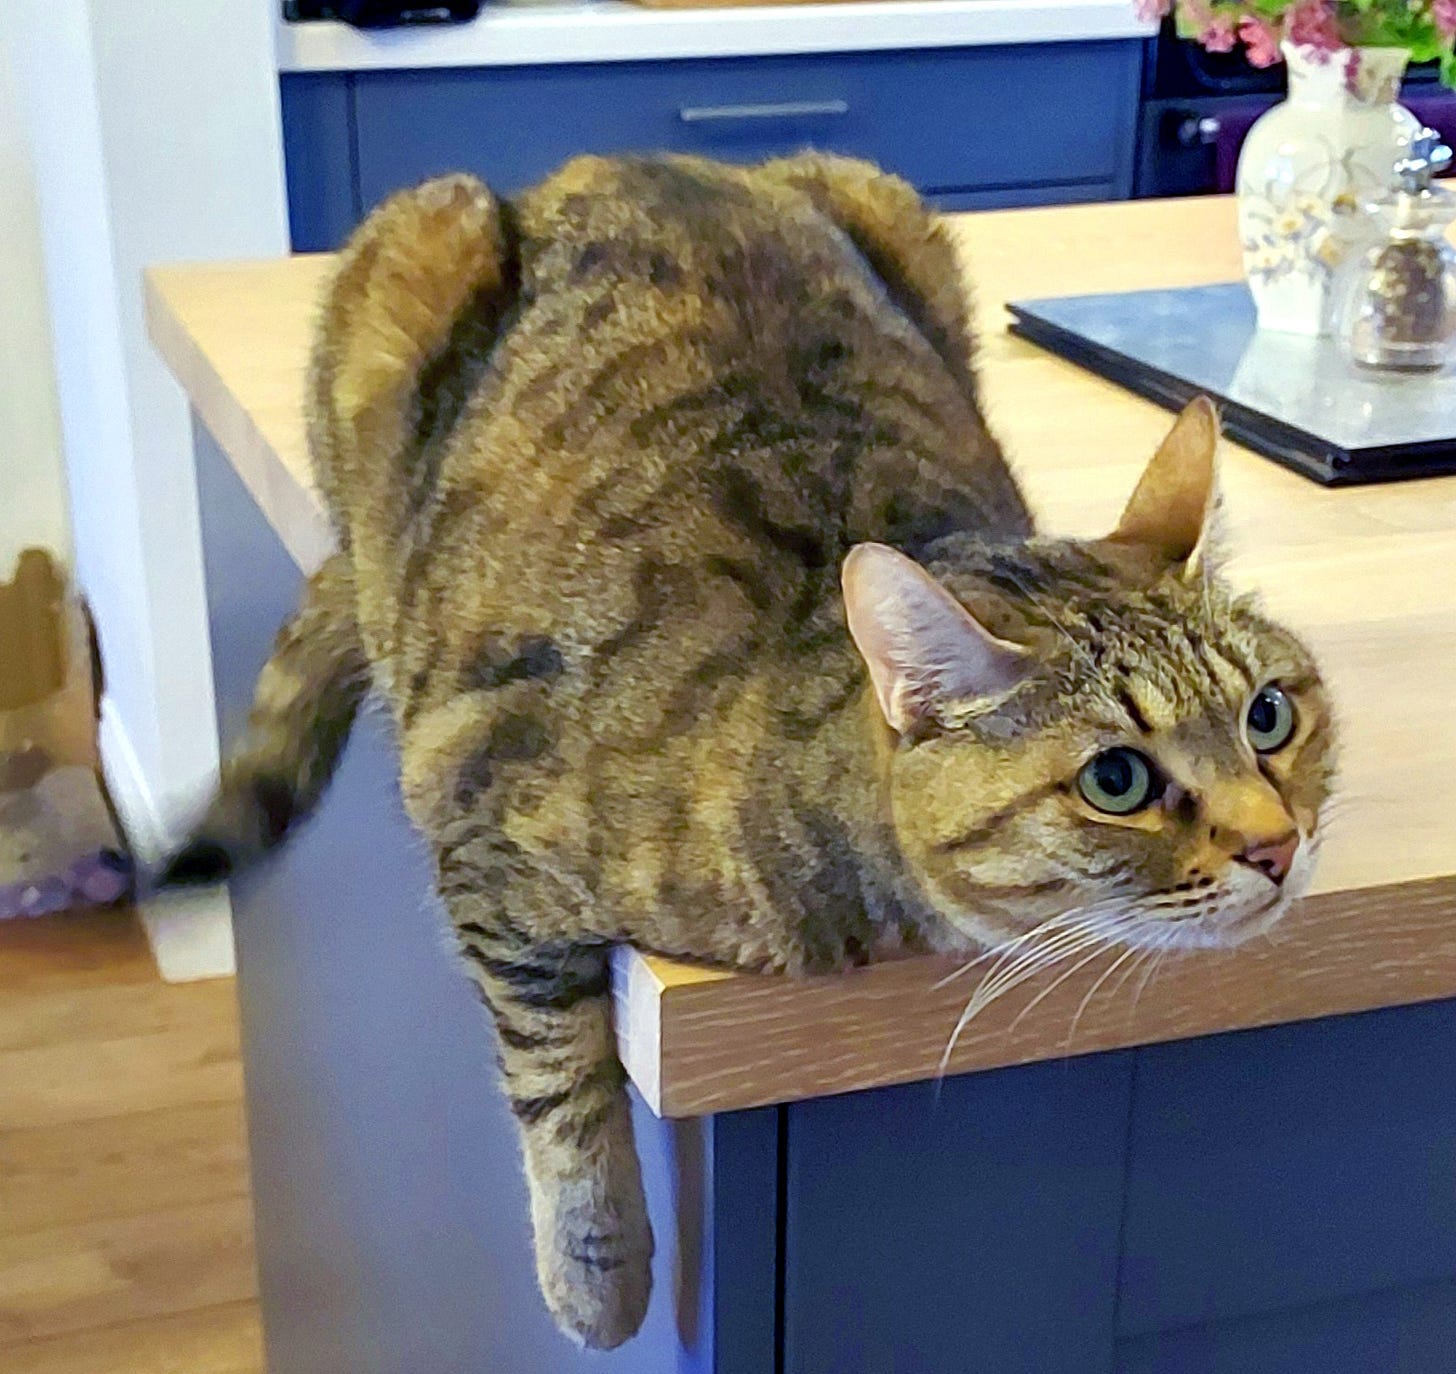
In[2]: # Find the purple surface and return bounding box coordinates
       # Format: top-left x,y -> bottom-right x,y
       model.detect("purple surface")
0,850 -> 134,921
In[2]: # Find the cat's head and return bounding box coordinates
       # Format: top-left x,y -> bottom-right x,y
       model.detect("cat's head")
843,398 -> 1334,954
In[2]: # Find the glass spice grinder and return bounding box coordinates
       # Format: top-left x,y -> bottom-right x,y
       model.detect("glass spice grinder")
1332,127 -> 1456,373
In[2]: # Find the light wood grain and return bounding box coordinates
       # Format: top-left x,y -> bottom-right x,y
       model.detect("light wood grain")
0,1198 -> 258,1345
145,257 -> 333,576
0,1102 -> 250,1238
646,877 -> 1456,1114
0,977 -> 245,1056
0,912 -> 262,1371
0,910 -> 159,997
3,1301 -> 264,1374
147,195 -> 1456,1118
0,1017 -> 244,1134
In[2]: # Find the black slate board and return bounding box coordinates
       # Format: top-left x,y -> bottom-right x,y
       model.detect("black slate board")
1007,283 -> 1456,486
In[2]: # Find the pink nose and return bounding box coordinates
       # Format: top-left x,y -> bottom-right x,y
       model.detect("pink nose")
1238,832 -> 1299,886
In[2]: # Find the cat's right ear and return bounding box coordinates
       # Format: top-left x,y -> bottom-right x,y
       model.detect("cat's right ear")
842,543 -> 1031,734
1109,396 -> 1219,570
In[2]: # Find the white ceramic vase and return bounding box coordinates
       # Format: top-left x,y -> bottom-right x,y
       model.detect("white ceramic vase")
1236,44 -> 1420,336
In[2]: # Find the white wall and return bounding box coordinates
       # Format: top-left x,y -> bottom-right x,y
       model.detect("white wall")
7,1 -> 290,832
0,33 -> 70,576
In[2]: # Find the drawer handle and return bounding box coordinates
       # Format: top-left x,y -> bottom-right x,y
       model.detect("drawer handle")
678,99 -> 850,124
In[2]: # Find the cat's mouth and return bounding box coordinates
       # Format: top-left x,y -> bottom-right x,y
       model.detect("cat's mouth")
1140,891 -> 1286,950
1131,832 -> 1316,951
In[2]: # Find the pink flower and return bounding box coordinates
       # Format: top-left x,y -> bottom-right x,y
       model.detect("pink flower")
1285,0 -> 1343,55
1134,0 -> 1172,18
1238,14 -> 1282,66
1434,0 -> 1456,41
1200,14 -> 1239,51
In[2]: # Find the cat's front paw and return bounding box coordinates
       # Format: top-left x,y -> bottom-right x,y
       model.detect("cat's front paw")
541,1219 -> 654,1349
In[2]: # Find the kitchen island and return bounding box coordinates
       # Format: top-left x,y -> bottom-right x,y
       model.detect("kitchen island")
148,195 -> 1456,1373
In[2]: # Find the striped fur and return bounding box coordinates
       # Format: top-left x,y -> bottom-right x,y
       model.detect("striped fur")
164,155 -> 1332,1346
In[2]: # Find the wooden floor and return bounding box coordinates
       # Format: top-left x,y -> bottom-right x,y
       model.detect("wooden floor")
0,909 -> 265,1373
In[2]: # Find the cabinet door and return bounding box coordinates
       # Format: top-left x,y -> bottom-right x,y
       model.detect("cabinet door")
1118,1000 -> 1456,1338
781,1053 -> 1134,1374
1117,1279 -> 1456,1374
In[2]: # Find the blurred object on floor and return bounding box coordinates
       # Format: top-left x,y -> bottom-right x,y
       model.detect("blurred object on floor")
0,549 -> 132,921
0,550 -> 65,712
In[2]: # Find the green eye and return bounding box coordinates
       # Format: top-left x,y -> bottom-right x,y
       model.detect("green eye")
1247,683 -> 1297,753
1077,748 -> 1162,815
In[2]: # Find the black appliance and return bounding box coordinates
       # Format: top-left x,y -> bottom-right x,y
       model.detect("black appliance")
284,1 -> 481,25
1134,19 -> 1456,197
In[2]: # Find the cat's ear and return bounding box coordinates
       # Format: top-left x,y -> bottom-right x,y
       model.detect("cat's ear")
1109,397 -> 1219,570
842,543 -> 1031,734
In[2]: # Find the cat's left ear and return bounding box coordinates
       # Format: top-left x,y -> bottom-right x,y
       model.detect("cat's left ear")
842,543 -> 1032,734
1108,396 -> 1219,575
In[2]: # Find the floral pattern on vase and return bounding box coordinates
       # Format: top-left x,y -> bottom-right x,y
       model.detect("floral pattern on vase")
1237,43 -> 1420,336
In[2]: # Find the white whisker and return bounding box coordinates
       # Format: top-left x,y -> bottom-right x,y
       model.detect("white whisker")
936,925 -> 1108,1081
1114,945 -> 1155,1000
1065,941 -> 1143,1049
966,922 -> 1112,1013
966,898 -> 1145,1006
931,958 -> 980,992
937,914 -> 1144,1083
955,913 -> 1098,1005
1006,940 -> 1122,1035
1129,947 -> 1169,1019
934,896 -> 1154,1087
930,908 -> 1090,992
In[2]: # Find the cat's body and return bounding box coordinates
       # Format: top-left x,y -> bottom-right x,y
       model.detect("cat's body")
168,154 -> 1333,1348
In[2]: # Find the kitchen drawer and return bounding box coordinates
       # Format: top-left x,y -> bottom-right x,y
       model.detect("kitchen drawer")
781,1052 -> 1133,1374
932,179 -> 1118,212
1118,999 -> 1456,1337
1117,1279 -> 1456,1373
349,44 -> 1140,215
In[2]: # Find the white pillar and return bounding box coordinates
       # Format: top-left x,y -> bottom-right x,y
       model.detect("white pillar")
0,33 -> 70,571
7,1 -> 290,977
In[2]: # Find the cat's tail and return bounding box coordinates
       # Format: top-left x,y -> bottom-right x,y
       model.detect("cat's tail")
160,552 -> 368,886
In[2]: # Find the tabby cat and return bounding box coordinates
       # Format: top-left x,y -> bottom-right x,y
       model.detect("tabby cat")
165,153 -> 1333,1347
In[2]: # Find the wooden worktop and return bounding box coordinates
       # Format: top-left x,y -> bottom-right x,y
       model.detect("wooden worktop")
147,196 -> 1456,1117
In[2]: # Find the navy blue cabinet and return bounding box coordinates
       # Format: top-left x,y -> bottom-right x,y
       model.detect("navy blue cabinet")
783,1056 -> 1134,1374
279,42 -> 1143,250
1118,1281 -> 1456,1373
1119,1002 -> 1456,1340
